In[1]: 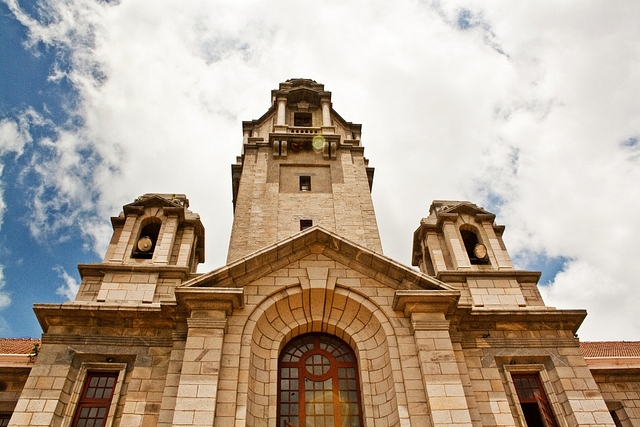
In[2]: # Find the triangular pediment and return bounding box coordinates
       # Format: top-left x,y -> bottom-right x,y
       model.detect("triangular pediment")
181,226 -> 454,292
432,200 -> 494,218
122,193 -> 187,215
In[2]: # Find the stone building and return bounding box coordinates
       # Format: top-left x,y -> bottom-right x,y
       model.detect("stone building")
2,79 -> 639,427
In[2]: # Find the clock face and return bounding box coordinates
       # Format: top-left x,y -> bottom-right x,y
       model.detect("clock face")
473,243 -> 487,260
137,236 -> 153,252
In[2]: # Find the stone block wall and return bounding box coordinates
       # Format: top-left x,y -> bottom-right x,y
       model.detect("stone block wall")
228,145 -> 382,262
9,318 -> 176,427
592,372 -> 640,427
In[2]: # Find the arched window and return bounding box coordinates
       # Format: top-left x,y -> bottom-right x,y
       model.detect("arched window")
278,333 -> 363,427
460,229 -> 489,265
132,222 -> 161,259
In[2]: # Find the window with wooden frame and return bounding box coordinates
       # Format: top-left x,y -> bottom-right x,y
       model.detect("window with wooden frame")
0,414 -> 11,427
278,333 -> 363,427
511,373 -> 559,427
294,112 -> 312,127
71,372 -> 119,427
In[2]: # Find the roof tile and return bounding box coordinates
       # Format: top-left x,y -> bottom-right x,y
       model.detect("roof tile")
580,341 -> 640,358
0,338 -> 41,354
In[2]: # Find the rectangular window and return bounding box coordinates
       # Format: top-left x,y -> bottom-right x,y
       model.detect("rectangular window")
72,372 -> 119,427
294,112 -> 312,127
512,374 -> 559,427
300,220 -> 313,231
300,176 -> 311,192
0,414 -> 10,427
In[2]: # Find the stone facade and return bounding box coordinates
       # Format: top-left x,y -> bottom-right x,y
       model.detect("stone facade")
2,79 -> 639,427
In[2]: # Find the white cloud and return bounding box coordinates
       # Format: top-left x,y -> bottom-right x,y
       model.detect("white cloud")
0,118 -> 29,157
0,112 -> 38,231
54,266 -> 80,300
4,0 -> 640,340
0,267 -> 12,310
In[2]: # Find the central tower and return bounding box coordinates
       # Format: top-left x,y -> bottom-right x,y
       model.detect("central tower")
227,79 -> 382,261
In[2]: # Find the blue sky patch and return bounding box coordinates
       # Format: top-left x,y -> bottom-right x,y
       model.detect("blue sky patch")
512,252 -> 570,286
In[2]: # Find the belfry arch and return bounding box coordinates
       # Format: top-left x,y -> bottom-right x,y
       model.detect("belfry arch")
239,284 -> 401,427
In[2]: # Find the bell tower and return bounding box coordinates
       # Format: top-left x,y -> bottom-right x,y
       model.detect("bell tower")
227,79 -> 382,262
412,200 -> 546,308
74,193 -> 204,304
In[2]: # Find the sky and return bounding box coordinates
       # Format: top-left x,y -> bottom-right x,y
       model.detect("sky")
0,0 -> 639,340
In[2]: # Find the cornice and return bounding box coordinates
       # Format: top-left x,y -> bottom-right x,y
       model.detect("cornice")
436,270 -> 542,283
78,263 -> 192,279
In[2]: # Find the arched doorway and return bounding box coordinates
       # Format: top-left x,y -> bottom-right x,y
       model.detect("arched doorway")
278,333 -> 363,427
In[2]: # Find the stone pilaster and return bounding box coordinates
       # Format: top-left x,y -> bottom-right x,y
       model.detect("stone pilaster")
172,288 -> 244,427
154,214 -> 178,265
171,315 -> 227,427
426,233 -> 448,274
443,221 -> 471,270
108,213 -> 138,262
394,290 -> 472,427
479,221 -> 512,269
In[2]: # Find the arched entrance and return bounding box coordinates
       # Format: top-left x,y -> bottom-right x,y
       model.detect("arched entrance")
278,333 -> 363,427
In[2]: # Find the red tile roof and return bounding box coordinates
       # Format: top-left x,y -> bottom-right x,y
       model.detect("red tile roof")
0,338 -> 41,354
580,341 -> 640,358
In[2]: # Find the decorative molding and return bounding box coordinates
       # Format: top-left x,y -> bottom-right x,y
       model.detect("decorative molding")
460,337 -> 579,349
175,287 -> 244,315
411,320 -> 450,331
41,335 -> 173,347
187,318 -> 228,330
392,289 -> 460,316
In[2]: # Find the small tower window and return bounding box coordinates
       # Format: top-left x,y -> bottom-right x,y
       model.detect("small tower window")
461,229 -> 489,265
132,223 -> 161,259
300,219 -> 313,230
300,176 -> 311,191
294,112 -> 312,127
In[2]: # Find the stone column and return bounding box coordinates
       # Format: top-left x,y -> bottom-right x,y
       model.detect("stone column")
276,97 -> 287,125
321,98 -> 334,134
394,290 -> 473,427
321,99 -> 331,126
